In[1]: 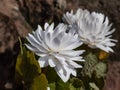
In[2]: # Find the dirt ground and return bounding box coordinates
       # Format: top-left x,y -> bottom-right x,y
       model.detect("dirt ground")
0,0 -> 120,90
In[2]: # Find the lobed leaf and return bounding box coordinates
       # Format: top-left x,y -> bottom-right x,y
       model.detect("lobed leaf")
15,47 -> 48,89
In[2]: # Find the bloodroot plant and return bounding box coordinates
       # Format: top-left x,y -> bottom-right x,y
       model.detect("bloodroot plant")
25,23 -> 85,82
15,8 -> 117,90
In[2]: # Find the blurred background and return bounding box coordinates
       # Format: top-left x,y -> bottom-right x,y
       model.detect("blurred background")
0,0 -> 120,90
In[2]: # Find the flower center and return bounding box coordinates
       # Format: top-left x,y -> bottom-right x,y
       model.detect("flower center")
48,49 -> 59,56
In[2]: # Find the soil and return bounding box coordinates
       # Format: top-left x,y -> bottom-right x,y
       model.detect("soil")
0,0 -> 120,90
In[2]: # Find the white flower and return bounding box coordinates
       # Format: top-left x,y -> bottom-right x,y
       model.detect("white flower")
63,8 -> 117,53
63,8 -> 89,34
25,23 -> 85,82
63,8 -> 89,25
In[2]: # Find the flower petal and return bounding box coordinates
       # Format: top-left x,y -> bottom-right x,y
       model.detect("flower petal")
44,23 -> 49,30
55,65 -> 71,82
38,57 -> 49,67
59,50 -> 85,57
48,57 -> 56,67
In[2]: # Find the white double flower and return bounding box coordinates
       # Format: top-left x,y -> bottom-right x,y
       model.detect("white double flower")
25,23 -> 85,82
63,8 -> 117,53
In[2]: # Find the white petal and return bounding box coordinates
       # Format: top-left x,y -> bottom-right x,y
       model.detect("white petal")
25,44 -> 48,57
63,41 -> 82,50
96,44 -> 109,53
25,43 -> 47,54
59,50 -> 85,57
25,44 -> 39,52
70,68 -> 76,76
38,57 -> 49,67
106,47 -> 114,52
26,34 -> 48,52
48,57 -> 56,67
53,23 -> 67,38
47,23 -> 54,33
105,29 -> 115,36
68,60 -> 82,68
55,65 -> 71,82
68,56 -> 84,61
44,23 -> 49,30
36,25 -> 43,33
51,37 -> 60,49
53,54 -> 66,63
44,33 -> 51,46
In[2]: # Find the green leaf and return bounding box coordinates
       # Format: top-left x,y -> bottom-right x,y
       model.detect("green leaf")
56,79 -> 70,90
69,83 -> 83,90
18,37 -> 23,54
94,77 -> 105,90
30,74 -> 48,90
81,53 -> 107,79
70,78 -> 83,88
48,83 -> 56,90
15,47 -> 48,89
45,67 -> 58,83
80,53 -> 107,90
69,84 -> 76,90
89,82 -> 99,90
81,53 -> 98,78
94,62 -> 107,78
